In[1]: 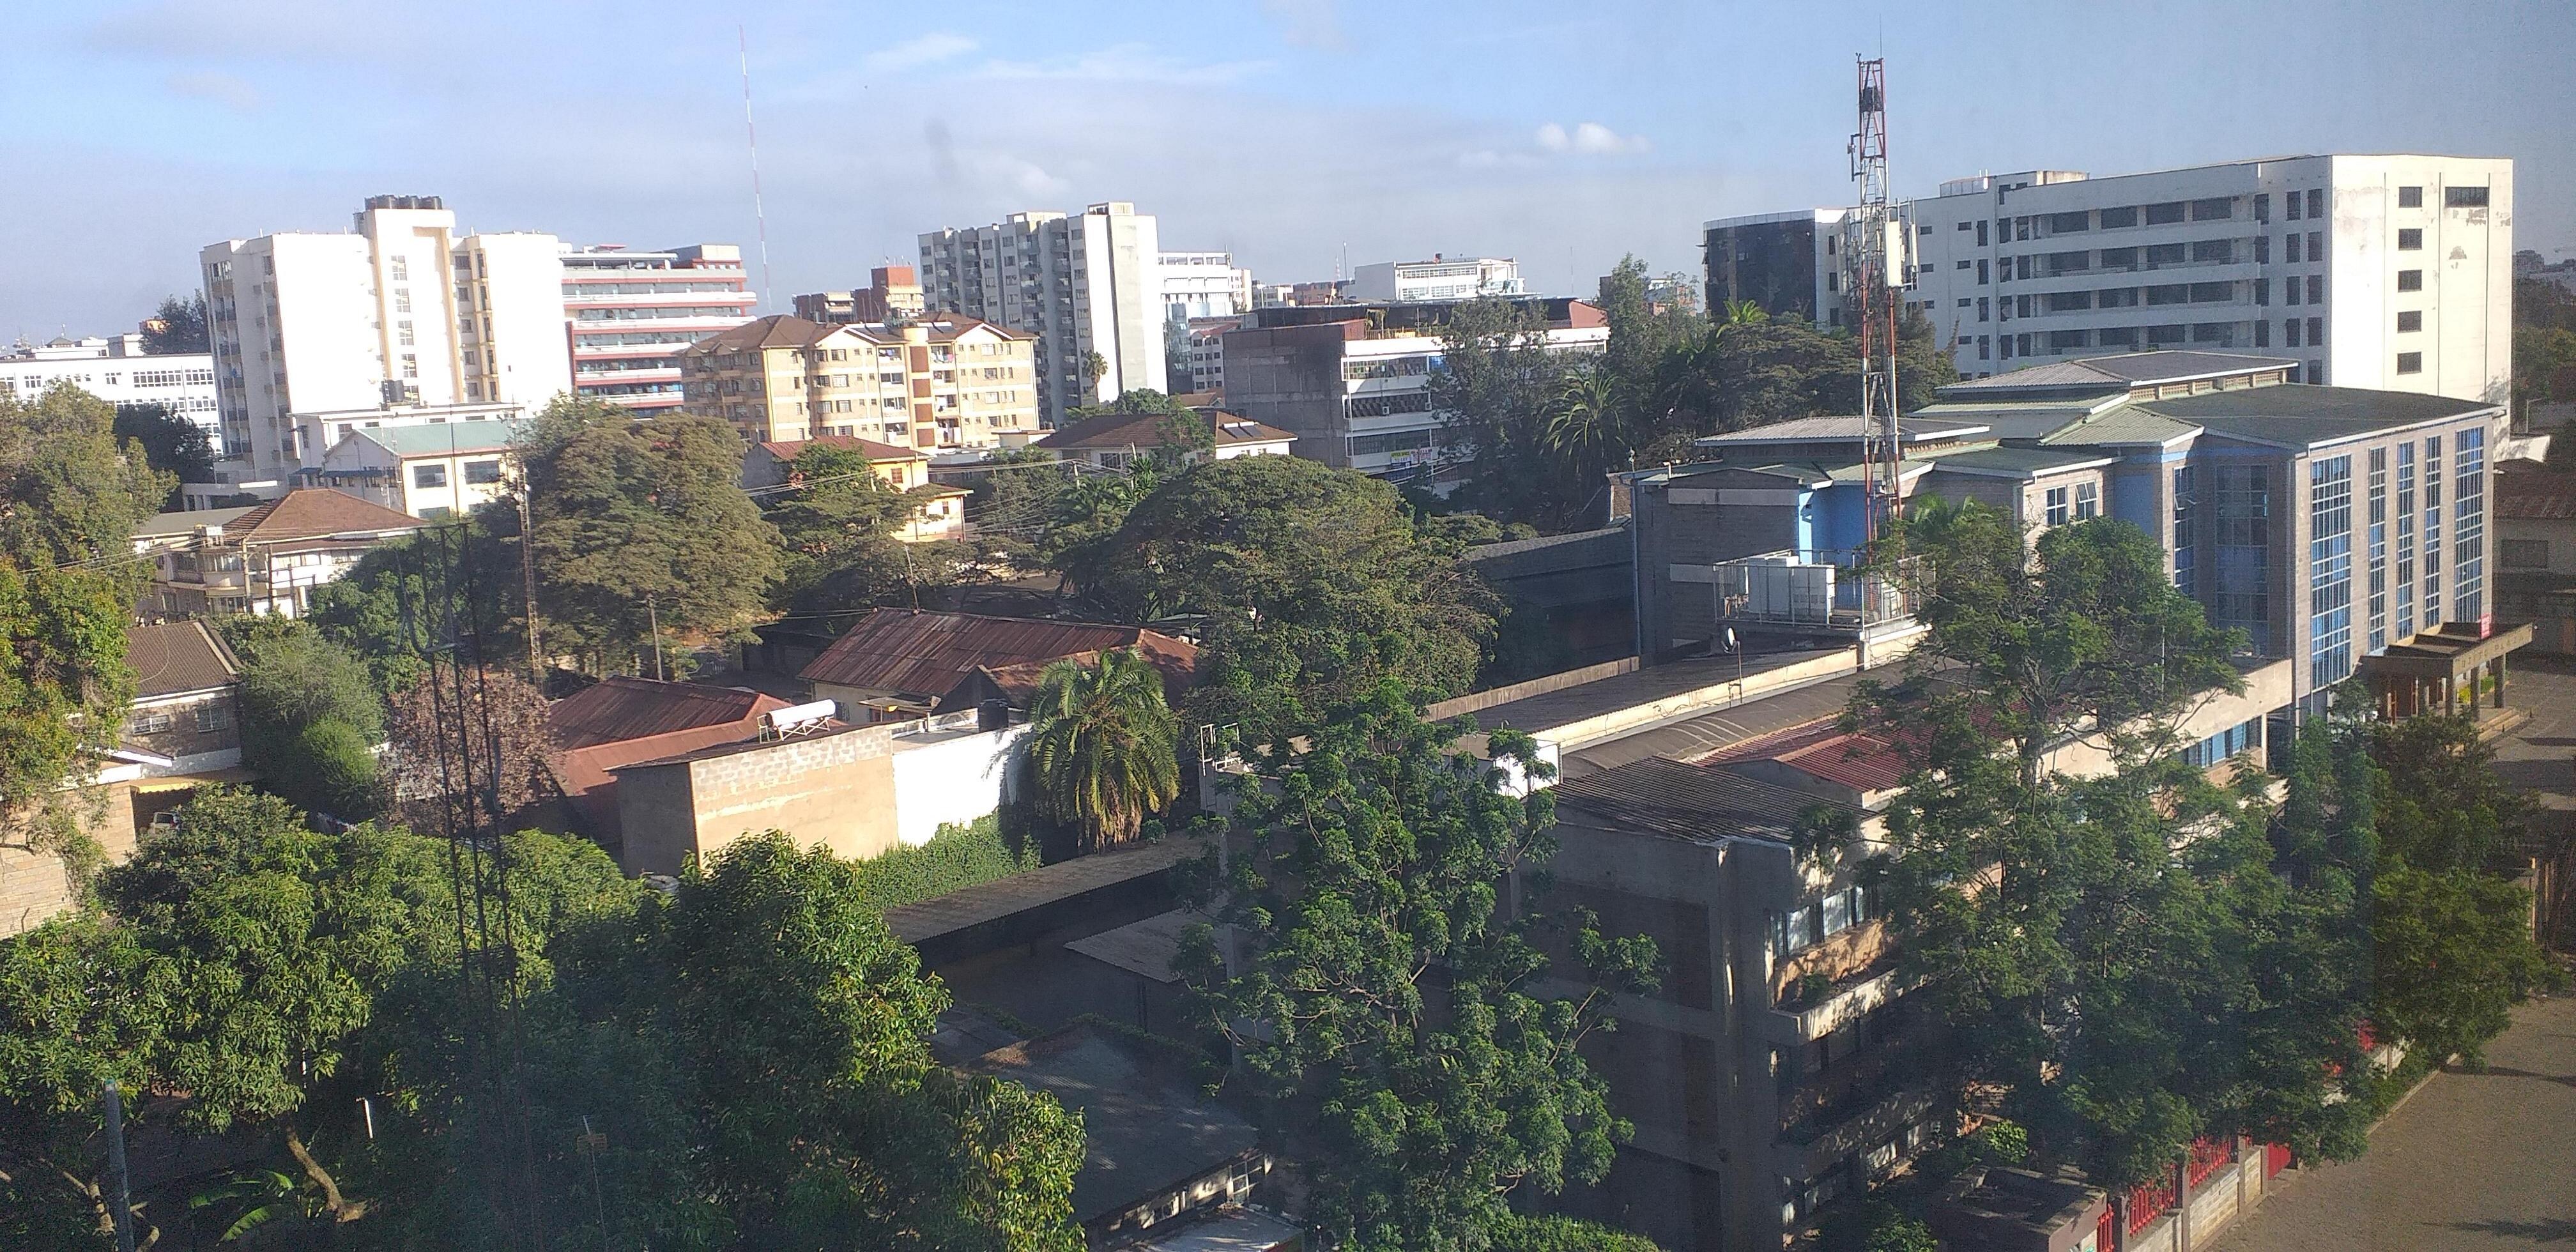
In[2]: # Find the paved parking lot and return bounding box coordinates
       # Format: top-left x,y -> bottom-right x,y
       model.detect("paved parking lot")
2213,657 -> 2576,1251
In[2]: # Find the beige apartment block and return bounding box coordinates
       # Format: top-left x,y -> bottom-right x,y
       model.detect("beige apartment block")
681,313 -> 1036,451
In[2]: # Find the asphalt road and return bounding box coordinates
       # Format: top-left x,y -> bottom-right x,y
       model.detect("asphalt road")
2211,659 -> 2576,1251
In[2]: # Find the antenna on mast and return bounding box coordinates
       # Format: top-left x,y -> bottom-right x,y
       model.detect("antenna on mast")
739,25 -> 774,314
1844,56 -> 1906,546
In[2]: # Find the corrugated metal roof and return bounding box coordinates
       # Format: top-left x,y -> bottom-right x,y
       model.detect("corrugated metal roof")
546,676 -> 783,750
1695,415 -> 1989,445
1920,445 -> 2115,478
1940,351 -> 2299,394
954,634 -> 1200,710
126,620 -> 240,699
757,434 -> 921,463
2135,385 -> 2497,448
799,609 -> 1179,701
2037,408 -> 2202,447
354,423 -> 523,457
1552,756 -> 1848,844
972,1022 -> 1260,1226
2498,471 -> 2576,521
1699,715 -> 1914,794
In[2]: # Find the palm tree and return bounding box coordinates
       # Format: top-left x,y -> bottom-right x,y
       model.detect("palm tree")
1542,358 -> 1625,470
1026,646 -> 1180,851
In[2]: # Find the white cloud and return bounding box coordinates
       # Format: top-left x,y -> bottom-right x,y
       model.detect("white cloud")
1535,121 -> 1649,156
861,33 -> 977,75
976,43 -> 1269,87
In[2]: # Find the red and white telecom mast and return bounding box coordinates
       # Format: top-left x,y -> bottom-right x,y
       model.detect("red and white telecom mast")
1845,57 -> 1908,545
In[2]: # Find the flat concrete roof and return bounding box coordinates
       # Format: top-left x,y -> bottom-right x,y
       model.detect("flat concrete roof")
1560,669 -> 1869,778
1460,647 -> 1849,741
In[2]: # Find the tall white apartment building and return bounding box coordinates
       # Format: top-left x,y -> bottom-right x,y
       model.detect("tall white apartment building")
201,195 -> 573,479
562,243 -> 756,413
1,333 -> 217,433
1160,251 -> 1254,322
1348,255 -> 1522,302
1706,155 -> 2513,404
919,202 -> 1167,425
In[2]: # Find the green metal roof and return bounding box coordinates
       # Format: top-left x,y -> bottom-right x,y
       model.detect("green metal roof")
2135,386 -> 2497,448
354,422 -> 523,457
1920,445 -> 2114,479
2037,408 -> 2204,447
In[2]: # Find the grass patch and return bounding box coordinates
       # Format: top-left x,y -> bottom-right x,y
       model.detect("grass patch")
848,814 -> 1041,913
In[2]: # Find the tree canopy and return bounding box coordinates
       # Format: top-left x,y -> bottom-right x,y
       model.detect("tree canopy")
1860,507 -> 2374,1186
1179,690 -> 1657,1251
139,294 -> 210,356
516,396 -> 781,673
1436,259 -> 1958,531
1071,454 -> 1496,740
1,383 -> 171,569
1025,648 -> 1180,850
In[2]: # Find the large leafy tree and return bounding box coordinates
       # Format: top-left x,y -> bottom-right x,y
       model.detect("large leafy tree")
0,385 -> 160,882
383,663 -> 554,834
2361,714 -> 2561,1065
1862,506 -> 2373,1185
1072,454 -> 1496,740
0,561 -> 134,878
220,617 -> 387,822
0,383 -> 171,569
109,403 -> 213,500
1026,648 -> 1181,850
139,294 -> 210,356
516,396 -> 780,673
763,442 -> 972,625
306,518 -> 528,699
1179,691 -> 1658,1251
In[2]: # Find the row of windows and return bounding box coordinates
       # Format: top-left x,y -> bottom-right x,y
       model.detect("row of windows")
411,459 -> 504,489
128,702 -> 233,736
1775,885 -> 1871,958
2042,481 -> 2098,526
2310,456 -> 2356,689
2184,717 -> 2265,769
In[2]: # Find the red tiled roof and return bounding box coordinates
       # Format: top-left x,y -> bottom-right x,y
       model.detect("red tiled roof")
224,487 -> 424,540
1698,715 -> 1914,794
1033,410 -> 1296,452
2497,471 -> 2576,521
125,620 -> 241,699
687,314 -> 835,354
799,609 -> 1184,703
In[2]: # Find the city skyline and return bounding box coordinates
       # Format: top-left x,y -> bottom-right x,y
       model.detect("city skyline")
6,0 -> 2572,337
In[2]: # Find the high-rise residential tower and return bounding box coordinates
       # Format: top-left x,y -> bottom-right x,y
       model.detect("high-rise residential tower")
200,195 -> 573,478
919,202 -> 1166,425
560,243 -> 756,414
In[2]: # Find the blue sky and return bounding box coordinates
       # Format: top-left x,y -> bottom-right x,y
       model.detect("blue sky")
7,0 -> 2572,339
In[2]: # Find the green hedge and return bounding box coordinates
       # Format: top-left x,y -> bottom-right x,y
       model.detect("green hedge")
1491,1214 -> 1664,1252
845,814 -> 1040,912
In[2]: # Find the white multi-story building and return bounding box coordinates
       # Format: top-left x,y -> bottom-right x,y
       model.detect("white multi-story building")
1160,251 -> 1254,323
200,195 -> 573,480
563,243 -> 756,413
919,202 -> 1167,425
1348,255 -> 1522,303
1,333 -> 217,432
1222,298 -> 1607,485
1706,155 -> 2514,403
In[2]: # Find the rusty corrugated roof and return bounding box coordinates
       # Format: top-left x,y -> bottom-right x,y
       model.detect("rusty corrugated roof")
126,620 -> 240,699
957,634 -> 1201,709
2498,471 -> 2576,521
546,676 -> 785,750
800,609 -> 1181,702
1699,715 -> 1914,794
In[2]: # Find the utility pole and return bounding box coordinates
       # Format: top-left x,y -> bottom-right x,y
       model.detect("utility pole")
516,494 -> 543,683
102,1081 -> 137,1252
646,595 -> 664,682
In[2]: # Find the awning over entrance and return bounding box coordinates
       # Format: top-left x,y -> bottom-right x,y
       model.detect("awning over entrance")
2358,621 -> 2536,721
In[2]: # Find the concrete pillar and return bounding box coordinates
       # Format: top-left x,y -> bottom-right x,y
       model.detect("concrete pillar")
2493,656 -> 2508,710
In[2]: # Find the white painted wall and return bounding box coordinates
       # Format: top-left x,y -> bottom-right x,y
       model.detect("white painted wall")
888,722 -> 1030,847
